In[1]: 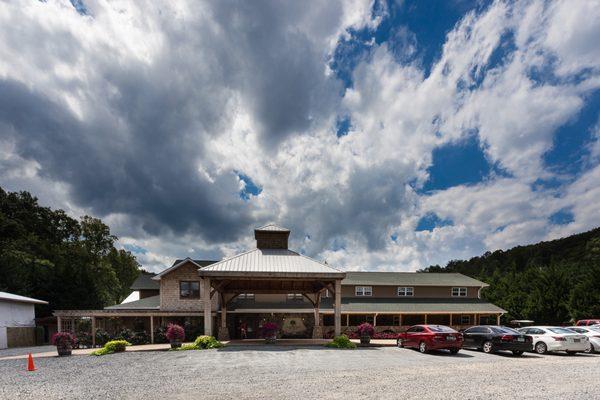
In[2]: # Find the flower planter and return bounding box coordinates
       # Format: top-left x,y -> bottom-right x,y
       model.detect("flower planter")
170,340 -> 182,349
360,335 -> 371,345
56,345 -> 72,357
264,335 -> 277,344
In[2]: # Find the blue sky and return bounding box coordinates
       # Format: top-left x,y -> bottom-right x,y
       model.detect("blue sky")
1,0 -> 599,271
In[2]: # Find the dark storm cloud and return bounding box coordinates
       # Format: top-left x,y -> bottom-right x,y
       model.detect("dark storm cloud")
0,0 -> 347,243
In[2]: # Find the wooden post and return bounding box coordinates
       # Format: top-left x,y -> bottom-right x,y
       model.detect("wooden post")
496,314 -> 501,325
203,277 -> 212,336
57,316 -> 62,333
424,314 -> 428,324
373,313 -> 377,327
346,314 -> 349,327
399,314 -> 402,327
91,316 -> 96,348
334,279 -> 342,337
474,313 -> 478,325
150,316 -> 154,344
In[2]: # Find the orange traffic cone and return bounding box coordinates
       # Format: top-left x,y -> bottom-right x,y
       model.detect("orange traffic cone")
27,353 -> 36,372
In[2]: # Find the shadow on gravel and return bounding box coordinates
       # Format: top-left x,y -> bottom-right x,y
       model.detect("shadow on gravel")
218,345 -> 377,352
402,349 -> 474,358
463,349 -> 543,359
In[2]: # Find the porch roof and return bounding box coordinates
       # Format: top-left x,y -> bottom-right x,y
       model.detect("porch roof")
104,295 -> 160,310
197,248 -> 345,278
228,297 -> 506,314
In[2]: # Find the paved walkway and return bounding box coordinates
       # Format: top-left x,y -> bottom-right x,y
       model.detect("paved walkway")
0,339 -> 397,361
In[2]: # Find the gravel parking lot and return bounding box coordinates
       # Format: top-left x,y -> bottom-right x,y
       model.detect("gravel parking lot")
1,346 -> 598,399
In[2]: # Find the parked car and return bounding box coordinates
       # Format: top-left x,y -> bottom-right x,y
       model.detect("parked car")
566,326 -> 600,354
517,326 -> 589,354
397,325 -> 463,354
462,325 -> 533,356
576,319 -> 600,326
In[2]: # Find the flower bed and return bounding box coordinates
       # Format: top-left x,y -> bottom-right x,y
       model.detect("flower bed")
91,340 -> 131,356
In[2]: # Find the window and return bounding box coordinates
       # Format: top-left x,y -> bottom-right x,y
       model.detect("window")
355,286 -> 372,296
397,287 -> 414,297
237,293 -> 255,300
287,293 -> 303,301
451,287 -> 467,297
180,281 -> 200,299
460,315 -> 471,325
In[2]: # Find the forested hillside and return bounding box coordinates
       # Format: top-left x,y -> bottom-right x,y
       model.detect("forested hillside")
0,188 -> 140,316
422,228 -> 600,324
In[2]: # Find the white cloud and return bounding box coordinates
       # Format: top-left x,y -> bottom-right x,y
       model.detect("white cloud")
1,0 -> 599,273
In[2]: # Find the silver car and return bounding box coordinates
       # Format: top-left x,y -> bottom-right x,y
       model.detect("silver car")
566,326 -> 600,354
517,326 -> 589,354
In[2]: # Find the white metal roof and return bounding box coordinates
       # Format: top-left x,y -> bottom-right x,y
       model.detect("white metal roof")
198,248 -> 344,275
0,292 -> 48,305
255,224 -> 290,232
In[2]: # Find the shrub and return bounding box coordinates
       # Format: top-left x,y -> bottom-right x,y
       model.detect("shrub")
51,332 -> 76,347
91,340 -> 131,356
372,331 -> 399,339
194,335 -> 224,349
261,322 -> 278,338
115,328 -> 135,343
95,329 -> 111,346
357,323 -> 375,337
177,343 -> 201,351
130,331 -> 150,345
75,331 -> 92,348
153,326 -> 168,344
325,335 -> 357,349
166,324 -> 185,342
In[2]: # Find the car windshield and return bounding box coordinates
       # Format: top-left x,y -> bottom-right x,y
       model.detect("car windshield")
548,328 -> 575,334
428,325 -> 455,333
490,327 -> 520,334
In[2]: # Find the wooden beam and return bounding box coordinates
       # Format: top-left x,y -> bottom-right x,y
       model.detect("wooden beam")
91,316 -> 96,348
203,277 -> 212,336
334,279 -> 341,336
150,316 -> 154,344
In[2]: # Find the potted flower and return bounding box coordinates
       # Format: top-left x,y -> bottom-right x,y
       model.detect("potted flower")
51,332 -> 76,356
357,322 -> 374,344
166,323 -> 185,349
262,322 -> 278,344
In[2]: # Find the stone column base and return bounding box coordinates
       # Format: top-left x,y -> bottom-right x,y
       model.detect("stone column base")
312,326 -> 324,339
218,327 -> 230,341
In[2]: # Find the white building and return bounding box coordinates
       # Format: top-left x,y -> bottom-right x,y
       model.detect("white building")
0,292 -> 48,349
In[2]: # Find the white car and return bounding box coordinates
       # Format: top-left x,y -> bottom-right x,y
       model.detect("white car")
566,326 -> 600,354
517,326 -> 589,354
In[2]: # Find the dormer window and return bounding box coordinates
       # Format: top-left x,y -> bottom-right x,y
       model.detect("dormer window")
355,286 -> 372,296
452,287 -> 467,297
397,287 -> 414,296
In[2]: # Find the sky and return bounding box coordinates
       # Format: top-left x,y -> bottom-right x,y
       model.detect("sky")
1,0 -> 600,272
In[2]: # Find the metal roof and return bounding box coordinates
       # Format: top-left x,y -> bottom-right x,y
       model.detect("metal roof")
342,272 -> 489,287
0,292 -> 48,305
152,258 -> 217,280
255,224 -> 290,232
130,272 -> 160,290
104,295 -> 160,310
197,248 -> 345,276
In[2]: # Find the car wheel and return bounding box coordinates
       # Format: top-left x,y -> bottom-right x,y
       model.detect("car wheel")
566,351 -> 578,355
535,342 -> 547,354
449,348 -> 460,355
397,339 -> 404,348
419,341 -> 427,353
512,350 -> 524,356
584,343 -> 594,354
482,341 -> 493,354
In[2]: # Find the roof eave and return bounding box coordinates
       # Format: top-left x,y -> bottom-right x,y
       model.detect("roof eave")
152,257 -> 205,280
197,271 -> 346,279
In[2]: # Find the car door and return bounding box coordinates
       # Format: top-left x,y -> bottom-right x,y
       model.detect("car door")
527,328 -> 546,344
462,327 -> 477,348
406,326 -> 423,348
403,326 -> 416,347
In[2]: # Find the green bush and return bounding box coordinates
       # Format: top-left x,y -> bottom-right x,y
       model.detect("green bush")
325,335 -> 357,349
91,340 -> 131,356
194,335 -> 224,349
170,343 -> 200,351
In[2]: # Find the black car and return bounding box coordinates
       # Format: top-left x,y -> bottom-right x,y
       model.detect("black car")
462,325 -> 532,356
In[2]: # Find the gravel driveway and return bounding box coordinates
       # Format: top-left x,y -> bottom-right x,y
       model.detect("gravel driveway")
1,346 -> 598,399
